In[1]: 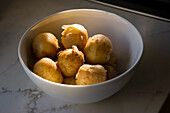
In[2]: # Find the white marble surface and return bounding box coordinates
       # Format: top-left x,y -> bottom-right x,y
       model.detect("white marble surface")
0,0 -> 170,113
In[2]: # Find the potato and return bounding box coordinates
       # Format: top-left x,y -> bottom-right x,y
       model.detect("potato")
107,52 -> 117,67
61,24 -> 88,50
32,32 -> 59,59
104,65 -> 118,80
83,34 -> 112,64
63,77 -> 76,85
33,57 -> 63,83
57,46 -> 84,77
76,64 -> 107,85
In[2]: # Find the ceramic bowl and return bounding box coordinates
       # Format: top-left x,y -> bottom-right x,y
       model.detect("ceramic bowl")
18,9 -> 143,104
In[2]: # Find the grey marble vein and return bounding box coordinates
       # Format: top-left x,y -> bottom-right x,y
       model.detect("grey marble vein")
0,87 -> 43,113
0,0 -> 170,113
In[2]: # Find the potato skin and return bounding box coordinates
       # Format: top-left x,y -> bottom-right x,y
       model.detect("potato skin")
76,64 -> 107,85
61,24 -> 88,50
33,58 -> 63,83
57,46 -> 84,77
63,77 -> 76,85
104,51 -> 118,80
107,52 -> 117,67
83,34 -> 112,64
104,65 -> 117,80
32,32 -> 59,59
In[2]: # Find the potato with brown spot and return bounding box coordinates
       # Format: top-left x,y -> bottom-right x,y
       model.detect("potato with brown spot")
32,32 -> 59,59
61,24 -> 88,50
76,64 -> 107,85
84,34 -> 112,64
57,46 -> 84,77
33,57 -> 63,83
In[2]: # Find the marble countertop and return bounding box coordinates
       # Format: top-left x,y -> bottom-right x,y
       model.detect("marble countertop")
0,0 -> 170,113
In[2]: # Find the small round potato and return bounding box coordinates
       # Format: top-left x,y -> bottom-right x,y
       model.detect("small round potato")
76,64 -> 107,85
104,65 -> 118,80
107,52 -> 117,67
33,57 -> 63,83
32,32 -> 59,59
57,46 -> 84,77
61,24 -> 88,50
84,34 -> 112,64
63,77 -> 76,85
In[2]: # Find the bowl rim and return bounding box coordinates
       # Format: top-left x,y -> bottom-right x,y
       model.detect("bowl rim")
18,8 -> 144,88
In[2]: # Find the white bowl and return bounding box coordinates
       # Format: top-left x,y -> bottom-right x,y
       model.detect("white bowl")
18,9 -> 143,104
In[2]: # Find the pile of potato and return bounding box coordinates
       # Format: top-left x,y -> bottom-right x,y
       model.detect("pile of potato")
32,24 -> 117,85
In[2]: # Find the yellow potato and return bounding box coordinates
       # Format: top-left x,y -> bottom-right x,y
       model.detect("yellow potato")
63,77 -> 76,85
57,46 -> 84,77
104,65 -> 118,80
76,64 -> 107,85
32,32 -> 59,59
33,57 -> 63,83
84,34 -> 112,64
61,24 -> 88,50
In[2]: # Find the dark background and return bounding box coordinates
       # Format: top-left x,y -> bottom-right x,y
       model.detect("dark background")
96,0 -> 170,20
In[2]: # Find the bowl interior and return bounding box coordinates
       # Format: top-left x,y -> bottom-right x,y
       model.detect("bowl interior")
20,9 -> 143,76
